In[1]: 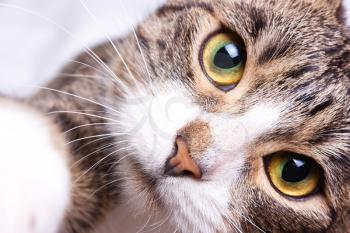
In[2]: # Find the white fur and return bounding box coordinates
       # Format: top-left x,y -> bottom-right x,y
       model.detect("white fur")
203,104 -> 282,179
117,83 -> 201,176
0,103 -> 70,233
116,80 -> 282,232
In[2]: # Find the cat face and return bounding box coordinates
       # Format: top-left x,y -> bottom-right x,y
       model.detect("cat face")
109,0 -> 350,232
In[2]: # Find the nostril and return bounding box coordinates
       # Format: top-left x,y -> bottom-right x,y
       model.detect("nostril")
164,136 -> 202,179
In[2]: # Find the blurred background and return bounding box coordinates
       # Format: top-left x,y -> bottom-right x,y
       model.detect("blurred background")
0,0 -> 349,97
0,0 -> 165,97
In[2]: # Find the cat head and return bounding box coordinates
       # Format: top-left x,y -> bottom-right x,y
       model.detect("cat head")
107,0 -> 350,232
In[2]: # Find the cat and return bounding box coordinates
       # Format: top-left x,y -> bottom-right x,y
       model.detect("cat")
1,0 -> 349,232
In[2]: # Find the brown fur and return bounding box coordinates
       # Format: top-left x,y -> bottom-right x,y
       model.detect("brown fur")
178,121 -> 212,162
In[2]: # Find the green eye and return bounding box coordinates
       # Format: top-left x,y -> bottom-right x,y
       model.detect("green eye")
265,152 -> 322,197
201,33 -> 246,91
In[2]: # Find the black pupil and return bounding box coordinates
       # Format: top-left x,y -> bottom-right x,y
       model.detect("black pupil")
213,44 -> 242,69
282,158 -> 311,183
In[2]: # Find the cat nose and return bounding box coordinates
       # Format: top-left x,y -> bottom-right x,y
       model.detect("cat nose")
164,136 -> 202,179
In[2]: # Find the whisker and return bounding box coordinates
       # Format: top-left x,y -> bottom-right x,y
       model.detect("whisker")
66,132 -> 127,145
78,0 -> 147,94
73,146 -> 132,185
115,1 -> 157,94
70,143 -> 115,169
59,72 -> 108,80
52,109 -> 119,115
63,122 -> 118,135
66,60 -> 114,79
55,73 -> 128,101
70,139 -> 129,169
73,135 -> 116,152
229,220 -> 244,233
136,215 -> 152,233
59,61 -> 128,91
37,86 -> 120,115
87,177 -> 128,201
48,110 -> 120,123
146,213 -> 171,233
230,208 -> 266,233
131,24 -> 152,83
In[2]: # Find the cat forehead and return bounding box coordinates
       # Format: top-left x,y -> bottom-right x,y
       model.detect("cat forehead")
146,0 -> 346,66
160,0 -> 344,24
155,0 -> 345,44
140,0 -> 350,95
164,0 -> 343,16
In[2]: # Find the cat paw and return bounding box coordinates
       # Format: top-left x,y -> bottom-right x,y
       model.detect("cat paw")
0,100 -> 71,233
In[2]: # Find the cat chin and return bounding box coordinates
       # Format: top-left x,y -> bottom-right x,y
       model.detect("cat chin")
115,156 -> 234,233
0,101 -> 71,233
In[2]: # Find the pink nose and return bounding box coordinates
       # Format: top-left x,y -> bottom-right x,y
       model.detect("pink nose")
164,136 -> 202,179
